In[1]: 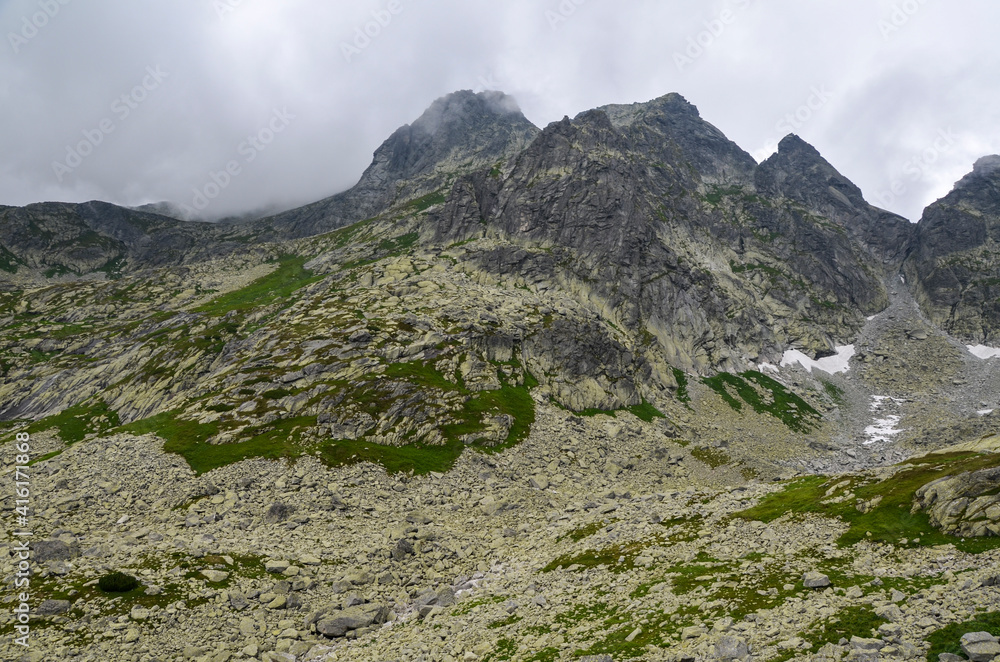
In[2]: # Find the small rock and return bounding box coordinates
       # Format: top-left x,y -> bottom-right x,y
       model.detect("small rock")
266,559 -> 290,574
202,569 -> 230,583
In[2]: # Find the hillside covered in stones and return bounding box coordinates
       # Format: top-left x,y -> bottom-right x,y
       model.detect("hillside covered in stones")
2,90 -> 1000,662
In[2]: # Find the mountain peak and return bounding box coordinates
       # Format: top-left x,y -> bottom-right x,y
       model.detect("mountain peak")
756,135 -> 863,204
261,89 -> 539,236
409,89 -> 526,137
775,133 -> 822,157
597,92 -> 756,183
954,154 -> 1000,190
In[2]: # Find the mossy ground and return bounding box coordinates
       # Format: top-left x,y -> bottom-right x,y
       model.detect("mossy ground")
801,606 -> 887,653
702,371 -> 820,432
568,400 -> 667,423
24,400 -> 120,444
926,611 -> 1000,661
691,446 -> 732,469
736,451 -> 1000,552
193,254 -> 324,316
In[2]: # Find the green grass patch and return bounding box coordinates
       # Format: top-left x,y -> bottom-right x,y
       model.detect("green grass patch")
821,379 -> 845,405
628,400 -> 667,422
702,371 -> 820,432
0,243 -> 22,273
488,614 -> 522,629
118,411 -> 316,475
320,438 -> 465,476
802,606 -> 887,653
384,360 -> 460,392
25,400 -> 120,444
704,184 -> 744,206
691,446 -> 732,469
730,261 -> 783,278
542,536 -> 657,574
194,254 -> 323,316
672,368 -> 691,404
558,519 -> 616,543
378,232 -> 419,254
926,612 -> 1000,661
407,191 -> 448,213
735,452 -> 1000,552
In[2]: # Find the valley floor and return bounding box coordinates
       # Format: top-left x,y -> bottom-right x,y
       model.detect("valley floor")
3,396 -> 1000,662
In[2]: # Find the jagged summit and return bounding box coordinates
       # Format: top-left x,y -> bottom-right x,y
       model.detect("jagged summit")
756,134 -> 867,209
258,90 -> 538,237
954,154 -> 1000,190
407,89 -> 526,136
356,89 -> 537,195
755,134 -> 914,266
596,92 -> 757,183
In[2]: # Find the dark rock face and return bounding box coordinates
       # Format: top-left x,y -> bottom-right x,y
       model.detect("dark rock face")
755,135 -> 914,267
0,201 -> 237,278
599,92 -> 758,184
433,102 -> 900,369
905,156 -> 1000,342
8,88 -> 999,376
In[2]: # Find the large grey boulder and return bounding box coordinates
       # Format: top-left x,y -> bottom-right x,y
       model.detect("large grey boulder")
914,467 -> 1000,537
36,599 -> 71,616
961,631 -> 1000,662
32,540 -> 79,564
715,634 -> 750,660
803,571 -> 831,588
315,604 -> 390,638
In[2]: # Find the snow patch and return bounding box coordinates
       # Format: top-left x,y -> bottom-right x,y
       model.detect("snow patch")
780,345 -> 855,374
759,363 -> 779,374
864,396 -> 906,445
968,345 -> 1000,360
978,409 -> 995,416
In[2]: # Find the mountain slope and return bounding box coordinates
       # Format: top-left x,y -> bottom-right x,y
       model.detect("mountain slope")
5,90 -> 1000,662
434,100 -> 901,370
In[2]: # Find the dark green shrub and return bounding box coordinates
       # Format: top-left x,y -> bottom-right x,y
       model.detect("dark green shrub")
98,571 -> 139,593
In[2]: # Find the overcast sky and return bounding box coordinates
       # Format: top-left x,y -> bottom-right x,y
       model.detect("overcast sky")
1,0 -> 997,222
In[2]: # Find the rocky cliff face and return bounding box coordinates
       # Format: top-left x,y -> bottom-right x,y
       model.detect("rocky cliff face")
905,155 -> 1000,343
433,98 -> 903,370
755,135 -> 914,267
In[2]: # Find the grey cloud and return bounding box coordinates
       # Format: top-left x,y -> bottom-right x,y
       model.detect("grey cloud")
1,0 -> 998,222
